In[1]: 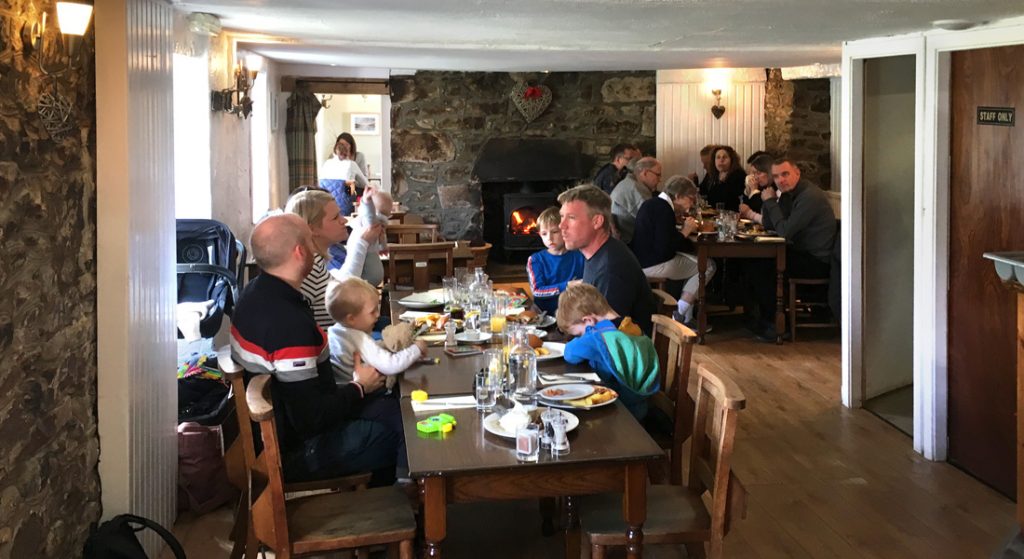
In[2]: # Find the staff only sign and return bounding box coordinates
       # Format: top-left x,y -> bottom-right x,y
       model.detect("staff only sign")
977,106 -> 1015,126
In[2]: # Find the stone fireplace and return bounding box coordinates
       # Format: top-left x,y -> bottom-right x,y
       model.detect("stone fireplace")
389,71 -> 656,247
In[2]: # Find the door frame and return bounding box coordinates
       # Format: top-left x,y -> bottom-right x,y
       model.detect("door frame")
843,16 -> 1024,461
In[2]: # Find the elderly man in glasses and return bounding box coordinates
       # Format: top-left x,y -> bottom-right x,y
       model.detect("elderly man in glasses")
609,156 -> 662,244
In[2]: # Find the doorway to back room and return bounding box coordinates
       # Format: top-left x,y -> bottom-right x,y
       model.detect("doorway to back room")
314,93 -> 389,193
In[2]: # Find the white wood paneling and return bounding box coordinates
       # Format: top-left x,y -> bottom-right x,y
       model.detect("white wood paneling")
97,0 -> 177,553
656,69 -> 766,180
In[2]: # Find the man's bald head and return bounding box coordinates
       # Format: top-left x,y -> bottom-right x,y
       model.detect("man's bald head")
250,213 -> 312,272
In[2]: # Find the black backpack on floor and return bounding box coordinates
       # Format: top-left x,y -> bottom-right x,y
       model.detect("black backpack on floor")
82,514 -> 185,559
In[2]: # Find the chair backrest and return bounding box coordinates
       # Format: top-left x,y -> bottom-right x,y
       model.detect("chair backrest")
386,224 -> 440,244
220,356 -> 263,481
386,241 -> 455,291
246,374 -> 292,551
650,288 -> 678,317
649,315 -> 697,483
687,363 -> 746,544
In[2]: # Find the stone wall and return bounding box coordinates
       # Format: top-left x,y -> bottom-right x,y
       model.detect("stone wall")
0,2 -> 102,556
764,68 -> 833,189
389,71 -> 656,240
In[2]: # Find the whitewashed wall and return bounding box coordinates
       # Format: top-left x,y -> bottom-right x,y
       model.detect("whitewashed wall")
656,68 -> 766,179
96,0 -> 178,552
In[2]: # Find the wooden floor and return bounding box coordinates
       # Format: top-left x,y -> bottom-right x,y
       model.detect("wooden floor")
164,317 -> 1016,558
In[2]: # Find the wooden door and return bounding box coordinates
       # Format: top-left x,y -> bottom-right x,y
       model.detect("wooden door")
949,45 -> 1024,498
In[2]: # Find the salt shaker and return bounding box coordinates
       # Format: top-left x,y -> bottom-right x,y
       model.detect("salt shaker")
550,414 -> 570,456
444,318 -> 457,348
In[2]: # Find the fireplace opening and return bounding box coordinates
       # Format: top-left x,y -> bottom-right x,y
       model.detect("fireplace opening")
472,138 -> 593,262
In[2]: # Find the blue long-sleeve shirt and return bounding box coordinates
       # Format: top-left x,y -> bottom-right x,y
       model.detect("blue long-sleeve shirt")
563,320 -> 657,419
526,249 -> 585,314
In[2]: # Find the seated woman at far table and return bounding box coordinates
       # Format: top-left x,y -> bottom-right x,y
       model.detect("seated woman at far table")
556,283 -> 659,420
630,175 -> 715,328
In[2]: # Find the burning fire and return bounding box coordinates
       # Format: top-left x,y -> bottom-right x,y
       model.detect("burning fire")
509,209 -> 539,235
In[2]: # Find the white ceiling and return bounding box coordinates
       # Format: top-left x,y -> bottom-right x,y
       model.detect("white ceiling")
173,0 -> 1024,71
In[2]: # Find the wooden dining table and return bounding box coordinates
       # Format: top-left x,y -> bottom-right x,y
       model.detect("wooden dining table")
694,234 -> 787,344
390,292 -> 665,558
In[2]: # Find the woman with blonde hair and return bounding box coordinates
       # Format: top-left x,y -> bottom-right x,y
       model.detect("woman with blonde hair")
285,188 -> 381,329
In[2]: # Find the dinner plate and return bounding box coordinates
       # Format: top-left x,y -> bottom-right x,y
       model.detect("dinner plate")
536,342 -> 565,361
542,387 -> 619,410
482,409 -> 579,439
399,289 -> 446,309
455,331 -> 492,343
537,383 -> 594,401
535,315 -> 557,328
525,327 -> 548,339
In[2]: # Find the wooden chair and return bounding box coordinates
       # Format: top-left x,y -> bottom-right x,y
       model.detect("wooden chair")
581,363 -> 747,559
788,277 -> 835,341
386,223 -> 440,244
647,315 -> 698,467
221,358 -> 371,559
386,241 -> 455,291
651,288 -> 678,317
245,374 -> 416,559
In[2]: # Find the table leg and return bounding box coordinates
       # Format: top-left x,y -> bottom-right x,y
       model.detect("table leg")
775,246 -> 786,345
422,477 -> 446,558
564,495 -> 581,559
697,248 -> 708,344
623,463 -> 647,559
540,497 -> 557,536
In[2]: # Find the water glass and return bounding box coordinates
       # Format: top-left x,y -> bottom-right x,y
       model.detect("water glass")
442,276 -> 458,309
474,370 -> 497,411
515,423 -> 541,462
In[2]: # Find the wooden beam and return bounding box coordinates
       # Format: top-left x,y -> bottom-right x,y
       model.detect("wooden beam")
280,76 -> 389,95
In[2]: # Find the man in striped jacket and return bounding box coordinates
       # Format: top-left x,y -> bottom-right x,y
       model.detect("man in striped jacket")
231,213 -> 398,486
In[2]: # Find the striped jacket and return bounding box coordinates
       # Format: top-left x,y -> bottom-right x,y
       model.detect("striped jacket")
231,273 -> 365,452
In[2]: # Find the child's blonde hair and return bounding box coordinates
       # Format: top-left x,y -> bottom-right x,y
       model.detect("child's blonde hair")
556,283 -> 614,332
327,277 -> 379,324
537,206 -> 561,230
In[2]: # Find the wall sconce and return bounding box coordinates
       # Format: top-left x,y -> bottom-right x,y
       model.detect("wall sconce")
211,54 -> 262,119
22,0 -> 94,68
710,89 -> 725,119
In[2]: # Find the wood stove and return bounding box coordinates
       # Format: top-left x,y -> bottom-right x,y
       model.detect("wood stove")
472,138 -> 592,261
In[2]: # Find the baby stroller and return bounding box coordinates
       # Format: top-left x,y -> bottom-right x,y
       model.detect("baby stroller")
176,219 -> 245,340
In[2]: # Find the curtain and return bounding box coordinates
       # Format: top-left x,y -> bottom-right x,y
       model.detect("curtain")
285,88 -> 322,191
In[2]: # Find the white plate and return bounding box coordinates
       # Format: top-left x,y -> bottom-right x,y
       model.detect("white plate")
482,409 -> 579,439
525,328 -> 548,339
535,315 -> 557,328
399,289 -> 445,309
455,331 -> 491,343
536,342 -> 565,361
541,387 -> 619,410
537,383 -> 594,401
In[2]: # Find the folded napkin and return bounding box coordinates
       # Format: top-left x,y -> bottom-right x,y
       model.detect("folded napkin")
754,236 -> 786,243
410,395 -> 477,412
538,372 -> 602,386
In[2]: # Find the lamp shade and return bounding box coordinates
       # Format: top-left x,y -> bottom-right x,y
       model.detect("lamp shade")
56,1 -> 94,36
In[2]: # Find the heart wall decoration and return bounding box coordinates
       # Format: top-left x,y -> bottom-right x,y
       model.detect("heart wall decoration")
510,82 -> 552,123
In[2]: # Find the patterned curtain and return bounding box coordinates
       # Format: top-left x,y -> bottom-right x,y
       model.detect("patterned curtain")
285,88 -> 322,191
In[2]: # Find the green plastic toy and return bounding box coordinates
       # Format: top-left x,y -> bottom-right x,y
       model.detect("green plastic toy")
416,413 -> 457,434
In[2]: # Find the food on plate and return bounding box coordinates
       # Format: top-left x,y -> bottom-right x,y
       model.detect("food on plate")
534,347 -> 550,356
527,334 -> 543,349
509,310 -> 538,325
542,387 -> 567,398
566,386 -> 617,407
413,313 -> 451,333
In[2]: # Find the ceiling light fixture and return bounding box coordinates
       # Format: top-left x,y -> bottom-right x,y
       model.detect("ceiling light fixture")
932,19 -> 974,31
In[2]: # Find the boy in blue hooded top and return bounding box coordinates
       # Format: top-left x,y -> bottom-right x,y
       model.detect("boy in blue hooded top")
555,283 -> 659,419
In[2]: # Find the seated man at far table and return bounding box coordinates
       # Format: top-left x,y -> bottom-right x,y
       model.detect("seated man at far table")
230,213 -> 399,486
739,158 -> 836,341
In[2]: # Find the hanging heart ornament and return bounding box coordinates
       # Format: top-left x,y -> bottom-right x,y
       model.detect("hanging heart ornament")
38,91 -> 74,139
510,82 -> 552,123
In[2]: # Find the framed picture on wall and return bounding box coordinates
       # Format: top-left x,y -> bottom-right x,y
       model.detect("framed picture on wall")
351,113 -> 380,135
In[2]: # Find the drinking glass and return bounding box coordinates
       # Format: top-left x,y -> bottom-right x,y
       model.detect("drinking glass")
442,276 -> 458,310
474,370 -> 497,411
515,423 -> 541,462
488,293 -> 509,335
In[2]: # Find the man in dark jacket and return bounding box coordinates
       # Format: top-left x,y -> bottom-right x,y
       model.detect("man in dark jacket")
230,213 -> 398,485
594,143 -> 638,194
748,159 -> 837,340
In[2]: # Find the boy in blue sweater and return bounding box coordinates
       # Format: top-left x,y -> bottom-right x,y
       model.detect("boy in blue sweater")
555,283 -> 660,419
527,206 -> 585,314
